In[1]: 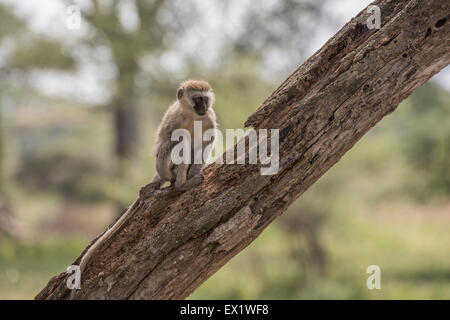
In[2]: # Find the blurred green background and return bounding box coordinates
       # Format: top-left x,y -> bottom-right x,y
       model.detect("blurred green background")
0,0 -> 449,299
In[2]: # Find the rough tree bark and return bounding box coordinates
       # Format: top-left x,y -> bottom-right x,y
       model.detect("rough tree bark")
36,0 -> 449,299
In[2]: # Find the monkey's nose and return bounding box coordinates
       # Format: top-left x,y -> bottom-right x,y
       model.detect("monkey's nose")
194,105 -> 207,115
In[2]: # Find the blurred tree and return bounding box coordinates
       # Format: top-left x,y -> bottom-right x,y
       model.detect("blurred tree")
0,3 -> 23,193
228,0 -> 327,76
68,0 -> 327,165
280,205 -> 327,274
0,2 -> 75,227
0,195 -> 17,238
9,39 -> 74,72
70,0 -> 200,167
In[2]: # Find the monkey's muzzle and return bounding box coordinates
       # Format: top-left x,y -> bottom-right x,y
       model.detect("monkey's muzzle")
194,102 -> 208,116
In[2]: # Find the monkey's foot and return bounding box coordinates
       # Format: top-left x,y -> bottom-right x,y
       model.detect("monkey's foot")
174,174 -> 204,192
139,180 -> 162,197
189,174 -> 204,186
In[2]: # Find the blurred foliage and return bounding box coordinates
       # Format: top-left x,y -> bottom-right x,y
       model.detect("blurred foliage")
0,195 -> 16,237
0,3 -> 76,194
0,3 -> 22,37
232,0 -> 327,73
0,2 -> 23,193
15,152 -> 108,201
10,39 -> 75,71
398,83 -> 450,198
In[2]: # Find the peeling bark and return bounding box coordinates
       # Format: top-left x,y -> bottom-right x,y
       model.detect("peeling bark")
36,0 -> 449,300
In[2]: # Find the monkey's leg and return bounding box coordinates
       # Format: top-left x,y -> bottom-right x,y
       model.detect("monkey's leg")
174,164 -> 188,189
187,146 -> 205,179
187,164 -> 204,179
174,164 -> 204,191
176,175 -> 204,191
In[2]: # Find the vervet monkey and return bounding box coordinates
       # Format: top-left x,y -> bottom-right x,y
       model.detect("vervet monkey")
150,79 -> 217,190
69,81 -> 216,298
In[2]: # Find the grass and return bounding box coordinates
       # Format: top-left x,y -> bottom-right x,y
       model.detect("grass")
0,239 -> 85,299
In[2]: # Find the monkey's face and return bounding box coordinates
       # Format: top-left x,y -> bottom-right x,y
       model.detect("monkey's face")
178,87 -> 214,116
192,95 -> 209,116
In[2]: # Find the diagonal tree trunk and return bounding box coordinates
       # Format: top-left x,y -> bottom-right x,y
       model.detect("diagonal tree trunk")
36,0 -> 449,299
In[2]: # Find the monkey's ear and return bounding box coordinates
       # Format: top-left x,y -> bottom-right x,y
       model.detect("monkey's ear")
177,88 -> 184,100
